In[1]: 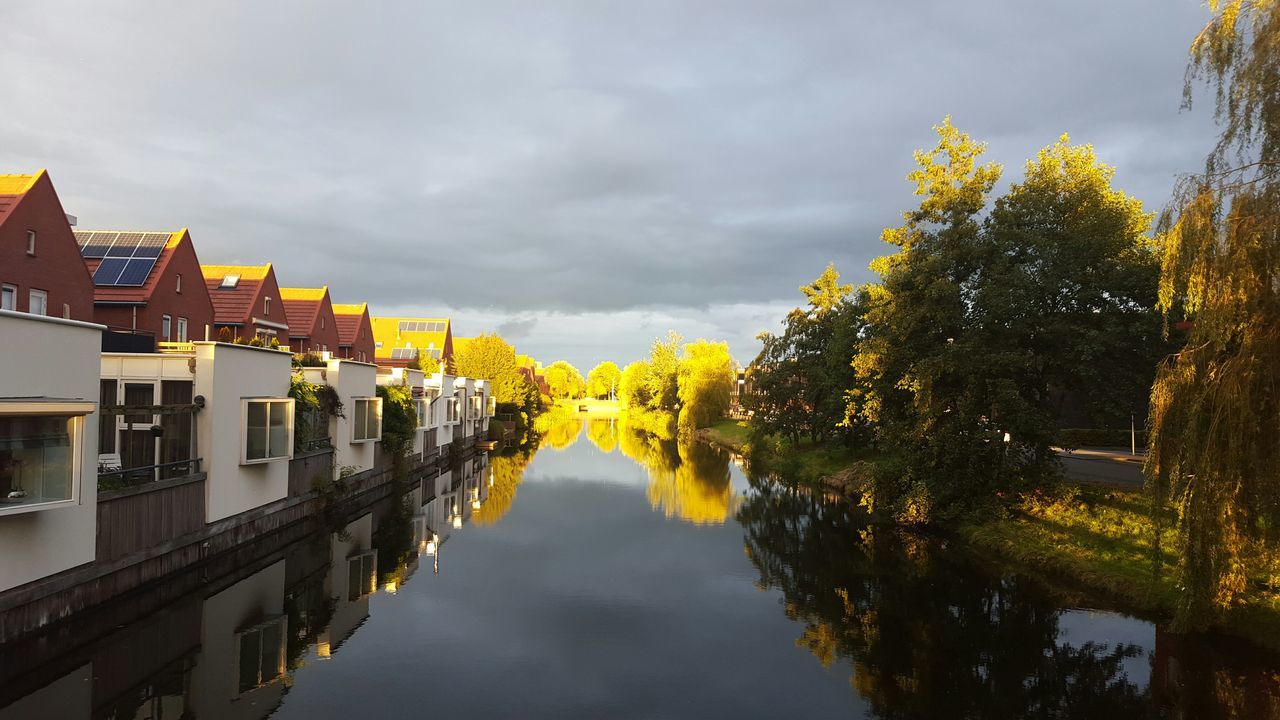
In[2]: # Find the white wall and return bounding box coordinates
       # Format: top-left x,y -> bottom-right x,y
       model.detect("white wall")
0,311 -> 102,592
328,360 -> 378,477
319,513 -> 372,653
193,342 -> 292,523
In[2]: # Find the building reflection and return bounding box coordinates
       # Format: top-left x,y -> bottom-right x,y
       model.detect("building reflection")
0,454 -> 494,720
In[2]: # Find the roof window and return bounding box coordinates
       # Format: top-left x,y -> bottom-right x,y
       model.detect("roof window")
220,274 -> 240,289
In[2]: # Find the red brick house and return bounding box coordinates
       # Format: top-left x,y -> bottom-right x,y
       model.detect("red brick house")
0,170 -> 94,320
332,302 -> 375,363
77,228 -> 216,344
200,264 -> 290,343
280,286 -> 341,354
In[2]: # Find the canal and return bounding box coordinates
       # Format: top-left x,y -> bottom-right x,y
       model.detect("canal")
2,416 -> 1279,718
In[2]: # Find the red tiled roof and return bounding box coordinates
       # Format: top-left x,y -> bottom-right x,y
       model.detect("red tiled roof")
77,230 -> 186,304
280,287 -> 327,337
202,264 -> 271,325
332,302 -> 368,347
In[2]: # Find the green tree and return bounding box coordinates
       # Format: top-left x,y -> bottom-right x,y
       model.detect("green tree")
974,136 -> 1164,478
676,339 -> 735,435
1146,0 -> 1280,627
619,360 -> 654,409
586,361 -> 622,399
544,360 -> 586,400
452,333 -> 539,417
851,117 -> 1004,522
750,264 -> 868,445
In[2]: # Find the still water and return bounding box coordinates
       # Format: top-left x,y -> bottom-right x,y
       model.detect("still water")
3,417 -> 1280,719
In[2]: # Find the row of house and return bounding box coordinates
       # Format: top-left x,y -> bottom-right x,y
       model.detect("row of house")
0,170 -> 505,632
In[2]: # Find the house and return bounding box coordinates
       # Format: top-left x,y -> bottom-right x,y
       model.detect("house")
516,354 -> 551,397
0,310 -> 102,593
332,302 -> 375,363
299,358 -> 381,479
0,171 -> 94,320
76,228 -> 216,349
200,264 -> 290,343
370,316 -> 453,370
376,367 -> 430,460
279,286 -> 340,355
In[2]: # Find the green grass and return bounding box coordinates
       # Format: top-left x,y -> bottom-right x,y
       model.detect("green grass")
962,486 -> 1280,649
701,419 -> 750,452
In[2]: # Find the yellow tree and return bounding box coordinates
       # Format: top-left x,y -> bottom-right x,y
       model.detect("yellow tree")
1147,0 -> 1280,627
676,339 -> 735,435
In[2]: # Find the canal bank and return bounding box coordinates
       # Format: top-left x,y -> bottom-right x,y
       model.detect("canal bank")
696,419 -> 1280,652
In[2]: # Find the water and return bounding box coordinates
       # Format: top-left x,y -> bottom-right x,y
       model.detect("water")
3,417 -> 1280,719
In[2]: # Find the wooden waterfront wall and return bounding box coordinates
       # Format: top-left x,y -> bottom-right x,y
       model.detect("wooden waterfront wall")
96,475 -> 206,563
289,448 -> 335,498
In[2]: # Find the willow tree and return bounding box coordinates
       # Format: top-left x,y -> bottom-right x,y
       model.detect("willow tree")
1147,0 -> 1280,627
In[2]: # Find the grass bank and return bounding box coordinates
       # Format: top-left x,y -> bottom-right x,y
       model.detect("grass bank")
698,417 -> 1280,649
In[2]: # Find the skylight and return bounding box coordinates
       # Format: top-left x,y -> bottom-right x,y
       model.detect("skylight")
220,274 -> 240,289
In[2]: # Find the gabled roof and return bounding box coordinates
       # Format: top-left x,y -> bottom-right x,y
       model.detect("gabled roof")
279,286 -> 328,338
332,302 -> 370,347
0,172 -> 41,227
202,264 -> 273,324
76,229 -> 188,304
370,316 -> 451,361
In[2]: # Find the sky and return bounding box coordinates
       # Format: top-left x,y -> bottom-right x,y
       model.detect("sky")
2,1 -> 1218,371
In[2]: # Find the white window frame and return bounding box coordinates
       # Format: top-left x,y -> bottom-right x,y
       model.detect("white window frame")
161,314 -> 172,342
1,285 -> 15,311
351,397 -> 382,443
240,398 -> 295,464
0,400 -> 93,516
263,296 -> 271,315
415,398 -> 430,430
28,289 -> 47,316
176,317 -> 188,342
233,615 -> 287,695
446,396 -> 461,425
25,230 -> 35,256
486,395 -> 497,417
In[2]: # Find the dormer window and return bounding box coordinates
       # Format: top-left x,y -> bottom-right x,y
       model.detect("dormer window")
220,274 -> 240,289
26,230 -> 35,256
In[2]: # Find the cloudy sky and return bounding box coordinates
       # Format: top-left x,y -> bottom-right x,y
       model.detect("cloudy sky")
4,1 -> 1216,370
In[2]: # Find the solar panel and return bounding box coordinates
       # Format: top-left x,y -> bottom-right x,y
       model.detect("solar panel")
115,258 -> 157,286
134,233 -> 168,258
79,231 -> 116,258
93,258 -> 129,285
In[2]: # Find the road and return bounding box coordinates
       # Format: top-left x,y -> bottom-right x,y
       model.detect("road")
1055,446 -> 1145,489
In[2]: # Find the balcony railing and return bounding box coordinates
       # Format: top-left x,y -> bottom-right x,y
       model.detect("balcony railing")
98,457 -> 203,491
98,402 -> 200,490
157,341 -> 196,354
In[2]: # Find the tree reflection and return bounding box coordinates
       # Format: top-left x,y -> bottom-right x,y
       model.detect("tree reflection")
473,451 -> 534,526
586,417 -> 619,453
540,418 -> 583,450
617,416 -> 739,525
739,483 -> 1156,718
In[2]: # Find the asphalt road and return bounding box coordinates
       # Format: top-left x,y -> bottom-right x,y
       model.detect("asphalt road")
1055,447 -> 1145,489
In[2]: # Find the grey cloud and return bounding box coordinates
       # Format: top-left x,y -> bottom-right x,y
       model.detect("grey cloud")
1,0 -> 1217,362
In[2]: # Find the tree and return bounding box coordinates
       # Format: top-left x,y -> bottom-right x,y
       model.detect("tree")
646,331 -> 683,411
409,352 -> 441,375
586,361 -> 622,400
452,333 -> 539,417
619,360 -> 654,409
676,339 -> 735,435
851,117 -> 1004,521
544,360 -> 586,400
974,136 -> 1165,478
750,264 -> 867,445
1146,0 -> 1280,627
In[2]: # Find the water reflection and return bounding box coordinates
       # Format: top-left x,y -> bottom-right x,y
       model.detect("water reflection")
0,455 -> 492,720
612,416 -> 743,525
738,480 -> 1280,719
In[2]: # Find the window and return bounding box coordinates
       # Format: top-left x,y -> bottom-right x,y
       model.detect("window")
0,401 -> 93,515
161,315 -> 172,341
219,274 -> 239,289
235,616 -> 286,694
1,285 -> 15,311
25,230 -> 35,255
263,297 -> 271,315
177,317 -> 188,342
446,397 -> 460,424
486,395 -> 497,417
242,398 -> 294,463
415,398 -> 430,429
175,274 -> 182,294
320,316 -> 325,329
351,397 -> 382,442
28,289 -> 47,316
347,551 -> 377,601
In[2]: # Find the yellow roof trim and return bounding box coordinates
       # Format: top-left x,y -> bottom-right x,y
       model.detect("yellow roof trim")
201,264 -> 272,281
332,302 -> 368,315
0,170 -> 44,195
280,286 -> 328,301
